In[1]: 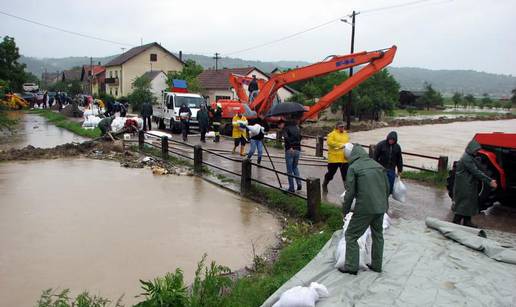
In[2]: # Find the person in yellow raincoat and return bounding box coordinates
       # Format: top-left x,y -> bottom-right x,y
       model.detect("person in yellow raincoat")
322,121 -> 350,192
232,111 -> 248,156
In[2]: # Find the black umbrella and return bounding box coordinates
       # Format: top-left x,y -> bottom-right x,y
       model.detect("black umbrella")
266,102 -> 306,117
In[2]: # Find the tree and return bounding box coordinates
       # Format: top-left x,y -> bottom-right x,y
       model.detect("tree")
353,69 -> 400,120
127,75 -> 155,112
452,92 -> 462,109
464,94 -> 475,108
480,93 -> 492,109
0,36 -> 34,91
167,59 -> 204,93
417,83 -> 444,110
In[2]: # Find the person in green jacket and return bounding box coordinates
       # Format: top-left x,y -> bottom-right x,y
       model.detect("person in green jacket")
98,116 -> 114,136
452,139 -> 497,227
341,143 -> 390,275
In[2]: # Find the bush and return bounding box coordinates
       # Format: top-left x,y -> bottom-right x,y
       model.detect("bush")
136,269 -> 189,307
37,288 -> 119,307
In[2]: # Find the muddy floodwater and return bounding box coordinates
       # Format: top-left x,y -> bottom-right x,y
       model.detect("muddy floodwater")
0,112 -> 87,150
0,159 -> 280,306
349,119 -> 516,169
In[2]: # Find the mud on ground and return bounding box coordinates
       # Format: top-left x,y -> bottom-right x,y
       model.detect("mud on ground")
0,140 -> 194,176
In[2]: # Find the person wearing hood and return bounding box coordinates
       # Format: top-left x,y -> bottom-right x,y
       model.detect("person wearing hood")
179,103 -> 192,141
232,111 -> 248,156
452,139 -> 497,227
322,121 -> 350,193
341,143 -> 390,275
197,103 -> 210,143
374,131 -> 403,193
98,116 -> 114,136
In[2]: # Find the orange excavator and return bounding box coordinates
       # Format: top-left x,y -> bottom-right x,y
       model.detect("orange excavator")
212,45 -> 397,134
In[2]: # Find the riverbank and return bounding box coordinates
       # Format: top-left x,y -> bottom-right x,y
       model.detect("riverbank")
302,112 -> 516,136
28,109 -> 101,138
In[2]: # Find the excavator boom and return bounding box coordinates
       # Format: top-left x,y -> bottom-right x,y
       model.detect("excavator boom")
247,45 -> 397,120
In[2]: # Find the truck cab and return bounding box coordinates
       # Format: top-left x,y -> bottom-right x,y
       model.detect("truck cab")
153,91 -> 205,133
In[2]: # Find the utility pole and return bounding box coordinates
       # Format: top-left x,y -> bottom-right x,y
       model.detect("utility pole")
213,53 -> 221,70
90,57 -> 93,96
344,10 -> 357,130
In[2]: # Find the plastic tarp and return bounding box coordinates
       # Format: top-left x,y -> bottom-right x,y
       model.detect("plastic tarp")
261,219 -> 516,307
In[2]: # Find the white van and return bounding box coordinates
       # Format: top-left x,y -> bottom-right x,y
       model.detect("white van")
153,91 -> 205,133
22,83 -> 39,92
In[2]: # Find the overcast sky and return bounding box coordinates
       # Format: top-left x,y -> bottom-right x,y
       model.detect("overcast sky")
1,0 -> 515,75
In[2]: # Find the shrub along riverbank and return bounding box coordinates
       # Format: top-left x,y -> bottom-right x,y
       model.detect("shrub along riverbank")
28,109 -> 101,138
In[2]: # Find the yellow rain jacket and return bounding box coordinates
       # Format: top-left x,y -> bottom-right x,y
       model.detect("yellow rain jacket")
327,128 -> 349,163
232,115 -> 248,139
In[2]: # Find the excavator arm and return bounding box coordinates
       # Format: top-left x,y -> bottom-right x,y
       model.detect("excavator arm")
248,45 -> 397,119
229,74 -> 266,103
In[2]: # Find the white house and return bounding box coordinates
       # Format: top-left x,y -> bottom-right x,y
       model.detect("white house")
142,71 -> 168,99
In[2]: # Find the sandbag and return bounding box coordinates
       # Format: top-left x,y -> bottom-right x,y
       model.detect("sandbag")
82,115 -> 101,128
392,177 -> 407,202
272,282 -> 329,307
248,124 -> 264,138
338,191 -> 355,211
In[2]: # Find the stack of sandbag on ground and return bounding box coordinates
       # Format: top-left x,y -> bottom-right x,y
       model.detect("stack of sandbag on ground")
111,117 -> 144,132
272,282 -> 329,307
335,212 -> 391,271
82,115 -> 101,128
83,107 -> 104,117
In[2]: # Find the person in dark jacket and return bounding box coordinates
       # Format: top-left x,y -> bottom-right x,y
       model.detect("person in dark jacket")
178,103 -> 192,141
209,103 -> 223,142
141,101 -> 153,131
279,120 -> 302,192
452,139 -> 497,227
341,143 -> 390,275
105,100 -> 114,116
98,116 -> 114,136
374,131 -> 403,193
197,103 -> 210,142
248,75 -> 259,97
121,101 -> 129,117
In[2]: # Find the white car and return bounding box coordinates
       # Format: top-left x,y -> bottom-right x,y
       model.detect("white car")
22,83 -> 39,92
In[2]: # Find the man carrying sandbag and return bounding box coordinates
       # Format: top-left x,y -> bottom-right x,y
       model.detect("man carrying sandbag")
341,143 -> 390,275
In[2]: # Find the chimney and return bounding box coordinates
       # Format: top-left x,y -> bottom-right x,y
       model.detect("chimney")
179,50 -> 183,62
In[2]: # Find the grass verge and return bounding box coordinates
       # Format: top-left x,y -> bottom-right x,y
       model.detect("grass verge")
28,109 -> 101,138
402,170 -> 447,188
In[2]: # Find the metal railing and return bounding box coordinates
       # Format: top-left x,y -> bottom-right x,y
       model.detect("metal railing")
135,131 -> 321,221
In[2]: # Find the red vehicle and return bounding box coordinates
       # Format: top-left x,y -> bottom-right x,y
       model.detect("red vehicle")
212,46 -> 397,134
447,133 -> 516,208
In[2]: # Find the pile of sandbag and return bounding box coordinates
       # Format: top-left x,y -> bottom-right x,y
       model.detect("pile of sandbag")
335,212 -> 391,271
82,115 -> 101,128
111,117 -> 143,132
83,107 -> 104,117
272,282 -> 329,307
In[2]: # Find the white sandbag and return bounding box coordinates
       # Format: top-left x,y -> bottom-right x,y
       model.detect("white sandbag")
111,117 -> 127,132
392,177 -> 407,203
82,115 -> 101,128
128,117 -> 143,130
272,282 -> 329,307
247,124 -> 264,138
179,112 -> 190,120
338,190 -> 355,212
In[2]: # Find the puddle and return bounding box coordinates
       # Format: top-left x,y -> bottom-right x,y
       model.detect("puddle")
0,112 -> 88,150
0,159 -> 280,306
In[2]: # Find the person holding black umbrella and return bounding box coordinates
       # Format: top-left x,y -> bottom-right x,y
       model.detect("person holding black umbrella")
279,119 -> 302,192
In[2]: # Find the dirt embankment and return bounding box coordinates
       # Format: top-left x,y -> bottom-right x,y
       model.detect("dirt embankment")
301,113 -> 516,136
0,141 -> 193,176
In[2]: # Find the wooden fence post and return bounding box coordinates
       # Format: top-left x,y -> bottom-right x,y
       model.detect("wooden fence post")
315,135 -> 324,157
306,177 -> 321,222
194,145 -> 203,175
368,144 -> 376,158
241,158 -> 252,196
138,130 -> 144,150
438,156 -> 449,173
161,136 -> 169,159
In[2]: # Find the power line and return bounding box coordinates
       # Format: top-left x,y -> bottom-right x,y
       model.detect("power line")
222,0 -> 451,57
0,9 -> 134,47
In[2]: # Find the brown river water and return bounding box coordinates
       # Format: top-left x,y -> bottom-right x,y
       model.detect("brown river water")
0,113 -> 88,151
0,159 -> 280,306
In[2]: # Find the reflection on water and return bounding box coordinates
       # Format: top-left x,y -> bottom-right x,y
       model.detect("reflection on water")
0,159 -> 280,306
0,112 -> 88,150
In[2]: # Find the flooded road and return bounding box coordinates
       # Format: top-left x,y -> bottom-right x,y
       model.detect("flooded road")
0,112 -> 87,150
0,159 -> 280,306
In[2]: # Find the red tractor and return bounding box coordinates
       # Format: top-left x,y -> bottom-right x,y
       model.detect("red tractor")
447,133 -> 516,209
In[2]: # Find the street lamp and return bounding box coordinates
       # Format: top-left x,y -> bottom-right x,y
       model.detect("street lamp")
341,11 -> 358,130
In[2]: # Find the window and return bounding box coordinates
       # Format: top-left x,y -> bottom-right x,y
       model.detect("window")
115,70 -> 118,78
115,89 -> 118,96
109,89 -> 112,95
216,95 -> 231,101
150,53 -> 157,62
109,71 -> 113,78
